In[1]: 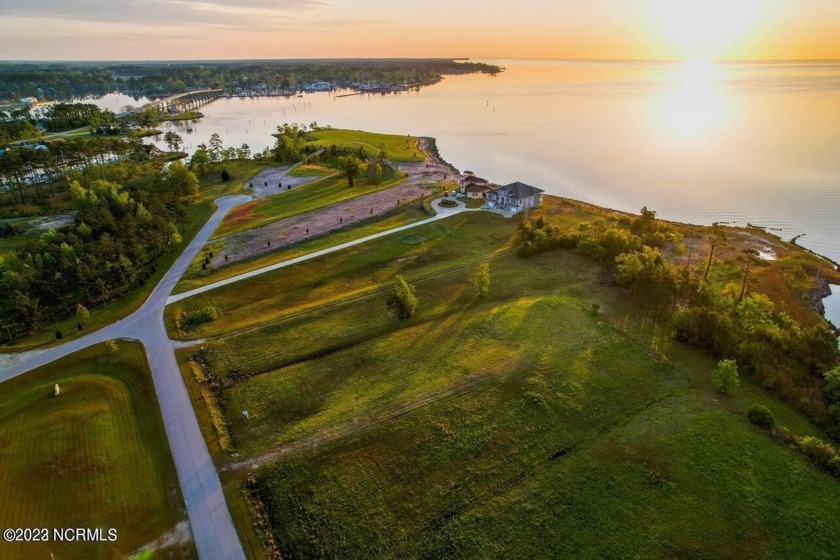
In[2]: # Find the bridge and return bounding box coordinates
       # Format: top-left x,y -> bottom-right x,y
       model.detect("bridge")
119,88 -> 224,117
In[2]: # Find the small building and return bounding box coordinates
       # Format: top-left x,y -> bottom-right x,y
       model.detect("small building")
484,182 -> 544,213
19,97 -> 38,105
459,174 -> 489,193
465,183 -> 493,199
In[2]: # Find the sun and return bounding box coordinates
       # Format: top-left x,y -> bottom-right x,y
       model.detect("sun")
647,0 -> 770,59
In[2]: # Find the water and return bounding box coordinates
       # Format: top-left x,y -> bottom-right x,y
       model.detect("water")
92,59 -> 840,264
826,285 -> 840,330
79,92 -> 152,113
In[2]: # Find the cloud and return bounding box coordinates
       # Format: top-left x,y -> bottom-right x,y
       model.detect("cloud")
0,0 -> 326,30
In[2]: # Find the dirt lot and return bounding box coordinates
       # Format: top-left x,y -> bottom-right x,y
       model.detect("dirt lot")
210,138 -> 461,267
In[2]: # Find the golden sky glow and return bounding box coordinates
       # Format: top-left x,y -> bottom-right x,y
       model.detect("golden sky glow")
0,0 -> 839,60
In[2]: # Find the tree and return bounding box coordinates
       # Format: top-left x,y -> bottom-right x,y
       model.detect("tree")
75,303 -> 90,326
474,262 -> 491,297
366,160 -> 382,185
190,145 -> 211,178
711,359 -> 740,395
163,131 -> 183,152
388,274 -> 418,319
208,133 -> 223,162
703,223 -> 727,282
237,143 -> 251,160
339,156 -> 363,187
736,248 -> 762,304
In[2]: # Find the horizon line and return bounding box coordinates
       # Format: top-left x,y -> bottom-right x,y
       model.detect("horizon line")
3,56 -> 840,65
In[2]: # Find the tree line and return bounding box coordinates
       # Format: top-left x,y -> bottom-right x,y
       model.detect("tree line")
0,162 -> 199,339
0,135 -> 163,207
1,59 -> 502,101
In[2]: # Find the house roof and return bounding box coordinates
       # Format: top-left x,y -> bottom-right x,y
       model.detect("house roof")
493,182 -> 544,199
460,175 -> 488,185
465,183 -> 492,193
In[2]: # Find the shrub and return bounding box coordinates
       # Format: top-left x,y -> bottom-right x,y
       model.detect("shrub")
178,306 -> 221,331
220,169 -> 230,182
387,274 -> 418,319
797,436 -> 840,477
474,263 -> 490,297
747,404 -> 775,429
711,359 -> 740,395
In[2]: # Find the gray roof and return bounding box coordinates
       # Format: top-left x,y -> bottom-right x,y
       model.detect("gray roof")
493,181 -> 544,199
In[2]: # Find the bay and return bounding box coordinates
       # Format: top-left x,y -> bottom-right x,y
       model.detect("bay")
114,59 -> 840,263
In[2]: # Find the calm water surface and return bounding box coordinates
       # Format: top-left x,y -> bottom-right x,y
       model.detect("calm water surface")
95,60 -> 840,263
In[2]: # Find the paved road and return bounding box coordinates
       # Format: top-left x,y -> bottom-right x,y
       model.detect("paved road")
0,194 -> 251,560
0,193 -> 471,559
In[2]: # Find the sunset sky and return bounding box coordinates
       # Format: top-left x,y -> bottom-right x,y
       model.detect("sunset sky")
1,0 -> 839,61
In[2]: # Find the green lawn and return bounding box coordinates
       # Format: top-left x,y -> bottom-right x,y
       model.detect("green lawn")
288,163 -> 334,178
0,341 -> 195,560
171,199 -> 840,559
306,128 -> 423,162
159,111 -> 203,121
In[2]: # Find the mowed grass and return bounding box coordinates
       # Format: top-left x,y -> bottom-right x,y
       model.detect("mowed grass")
0,341 -> 194,560
305,128 -> 423,162
287,163 -> 333,177
212,171 -> 404,239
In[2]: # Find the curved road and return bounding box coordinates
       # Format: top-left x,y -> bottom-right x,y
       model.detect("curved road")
0,195 -> 250,560
0,194 -> 471,559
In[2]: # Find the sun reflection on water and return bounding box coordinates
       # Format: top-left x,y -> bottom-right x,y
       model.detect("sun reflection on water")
656,59 -> 729,138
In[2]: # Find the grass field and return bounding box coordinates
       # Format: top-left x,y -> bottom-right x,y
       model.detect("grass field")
287,163 -> 334,178
0,341 -> 195,560
212,171 -> 404,239
168,211 -> 513,338
305,128 -> 423,162
172,198 -> 840,558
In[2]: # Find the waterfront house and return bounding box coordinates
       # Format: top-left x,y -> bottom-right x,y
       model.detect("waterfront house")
465,183 -> 493,199
484,182 -> 544,213
459,174 -> 489,193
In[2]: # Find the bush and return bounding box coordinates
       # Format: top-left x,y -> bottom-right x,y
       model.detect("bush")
711,359 -> 740,395
178,306 -> 221,331
747,404 -> 775,429
797,436 -> 840,477
220,169 -> 230,182
387,274 -> 418,319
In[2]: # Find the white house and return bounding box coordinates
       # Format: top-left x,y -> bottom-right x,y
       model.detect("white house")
484,182 -> 544,213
